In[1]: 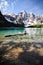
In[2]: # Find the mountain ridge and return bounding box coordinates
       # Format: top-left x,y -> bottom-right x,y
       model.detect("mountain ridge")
0,11 -> 24,27
0,10 -> 43,27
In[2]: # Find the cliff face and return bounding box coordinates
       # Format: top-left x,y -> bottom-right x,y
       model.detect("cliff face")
0,11 -> 24,27
0,11 -> 15,27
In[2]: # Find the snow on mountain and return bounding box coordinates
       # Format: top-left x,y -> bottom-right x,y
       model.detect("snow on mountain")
4,14 -> 17,24
18,10 -> 28,20
3,10 -> 43,27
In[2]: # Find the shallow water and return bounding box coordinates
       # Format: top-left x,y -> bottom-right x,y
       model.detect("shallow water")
25,28 -> 43,37
25,28 -> 43,42
0,27 -> 43,42
0,27 -> 25,36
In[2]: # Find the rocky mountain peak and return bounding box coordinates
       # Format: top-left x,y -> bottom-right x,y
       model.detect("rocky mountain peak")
18,10 -> 27,20
29,12 -> 35,17
0,10 -> 43,27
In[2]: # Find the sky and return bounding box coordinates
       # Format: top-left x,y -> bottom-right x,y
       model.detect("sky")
0,0 -> 43,15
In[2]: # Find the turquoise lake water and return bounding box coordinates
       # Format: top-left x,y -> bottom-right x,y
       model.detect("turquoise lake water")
0,27 -> 43,38
0,27 -> 25,36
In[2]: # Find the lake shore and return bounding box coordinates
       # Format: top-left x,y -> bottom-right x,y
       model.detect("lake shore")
0,34 -> 43,65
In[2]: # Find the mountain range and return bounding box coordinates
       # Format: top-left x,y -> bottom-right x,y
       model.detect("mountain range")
0,10 -> 43,27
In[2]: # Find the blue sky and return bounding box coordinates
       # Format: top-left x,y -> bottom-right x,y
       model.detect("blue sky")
0,0 -> 43,15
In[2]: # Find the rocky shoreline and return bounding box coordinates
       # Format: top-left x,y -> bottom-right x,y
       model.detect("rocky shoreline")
0,34 -> 43,65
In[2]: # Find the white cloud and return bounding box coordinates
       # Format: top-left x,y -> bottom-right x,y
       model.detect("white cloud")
29,6 -> 39,12
4,1 -> 8,6
0,0 -> 8,6
0,0 -> 9,14
30,6 -> 43,15
0,0 -> 19,14
11,2 -> 15,7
